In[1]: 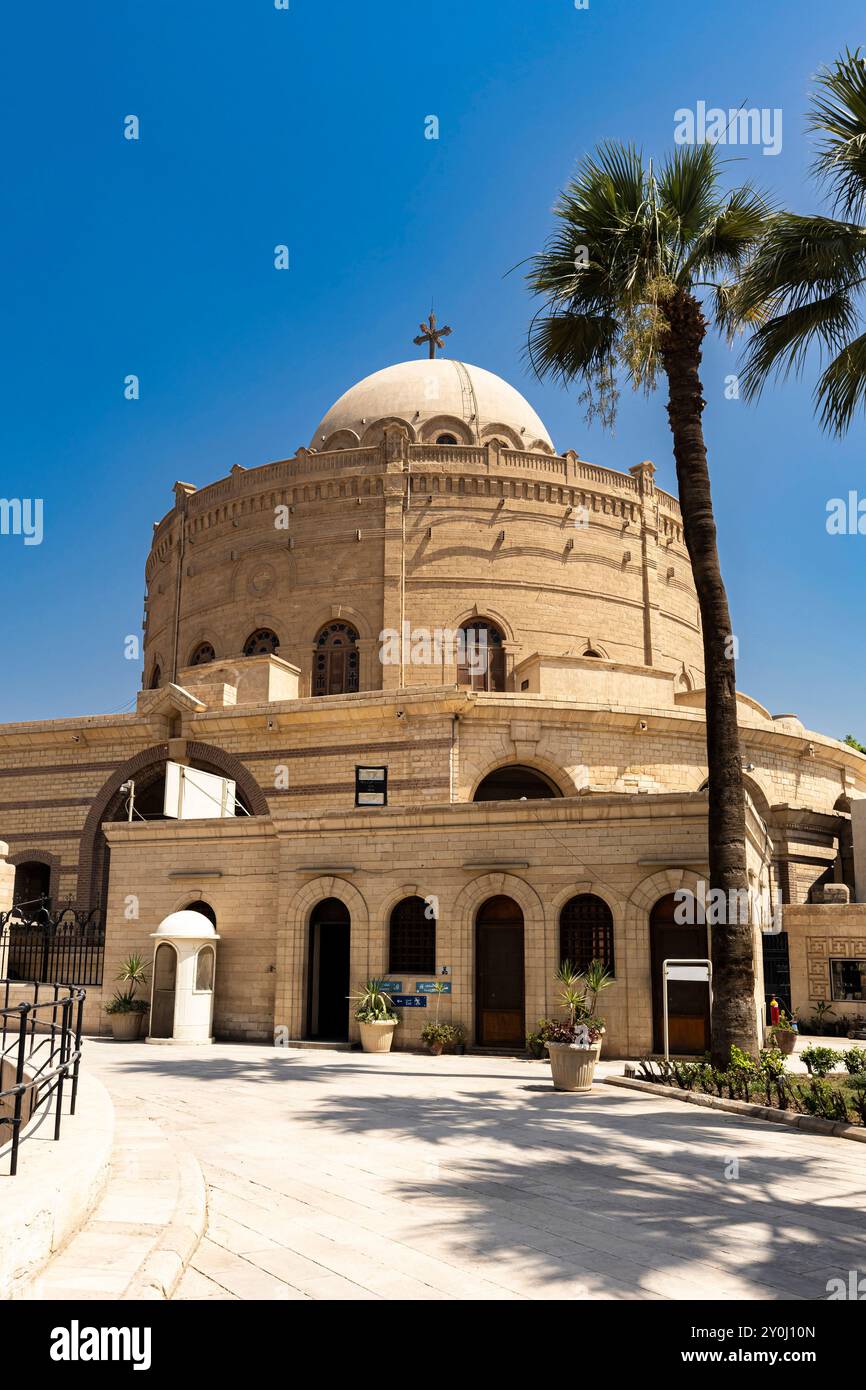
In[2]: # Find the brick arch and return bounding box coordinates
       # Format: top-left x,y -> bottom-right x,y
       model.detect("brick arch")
453,872 -> 548,1032
76,741 -> 270,909
8,848 -> 63,911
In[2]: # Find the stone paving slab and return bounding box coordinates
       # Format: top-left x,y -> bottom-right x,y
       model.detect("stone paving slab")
83,1039 -> 866,1302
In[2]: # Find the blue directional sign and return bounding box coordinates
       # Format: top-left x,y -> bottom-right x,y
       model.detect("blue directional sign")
415,981 -> 452,994
391,995 -> 427,1008
375,982 -> 402,994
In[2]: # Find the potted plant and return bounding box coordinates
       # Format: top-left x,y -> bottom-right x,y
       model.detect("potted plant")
421,1020 -> 465,1056
544,959 -> 611,1092
766,1009 -> 798,1055
420,981 -> 463,1055
105,953 -> 149,1040
351,980 -> 399,1053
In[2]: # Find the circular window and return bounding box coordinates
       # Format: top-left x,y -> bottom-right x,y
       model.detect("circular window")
189,642 -> 215,666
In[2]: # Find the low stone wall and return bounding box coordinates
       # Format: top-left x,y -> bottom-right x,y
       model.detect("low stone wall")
0,1069 -> 114,1297
783,897 -> 866,1030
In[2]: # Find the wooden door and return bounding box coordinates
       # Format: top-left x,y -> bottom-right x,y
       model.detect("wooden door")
151,943 -> 177,1039
650,894 -> 710,1054
476,896 -> 524,1046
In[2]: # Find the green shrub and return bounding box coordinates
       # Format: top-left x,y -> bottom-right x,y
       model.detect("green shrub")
843,1046 -> 866,1075
800,1045 -> 841,1077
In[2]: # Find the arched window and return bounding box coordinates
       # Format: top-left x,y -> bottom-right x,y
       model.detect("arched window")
195,945 -> 215,992
457,619 -> 506,692
436,433 -> 458,445
243,628 -> 280,657
189,642 -> 215,666
584,648 -> 603,658
559,894 -> 615,975
12,861 -> 52,915
314,621 -> 359,696
149,664 -> 161,689
473,764 -> 560,801
389,896 -> 435,975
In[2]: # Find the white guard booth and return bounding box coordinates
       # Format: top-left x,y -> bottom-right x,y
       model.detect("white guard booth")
147,909 -> 220,1045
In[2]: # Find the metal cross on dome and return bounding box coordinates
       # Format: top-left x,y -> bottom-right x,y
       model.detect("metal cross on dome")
413,312 -> 452,359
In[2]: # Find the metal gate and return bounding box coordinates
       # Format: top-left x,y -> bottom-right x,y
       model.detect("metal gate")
761,930 -> 791,1021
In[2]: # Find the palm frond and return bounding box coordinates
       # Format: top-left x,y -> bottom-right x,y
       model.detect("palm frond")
738,289 -> 859,400
815,330 -> 866,432
526,309 -> 620,385
809,48 -> 866,217
734,214 -> 866,318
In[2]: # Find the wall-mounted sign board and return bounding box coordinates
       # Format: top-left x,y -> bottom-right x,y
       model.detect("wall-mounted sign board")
415,981 -> 452,994
376,981 -> 402,994
391,995 -> 427,1008
355,766 -> 388,806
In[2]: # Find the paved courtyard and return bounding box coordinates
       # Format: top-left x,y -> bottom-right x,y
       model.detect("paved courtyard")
85,1040 -> 866,1301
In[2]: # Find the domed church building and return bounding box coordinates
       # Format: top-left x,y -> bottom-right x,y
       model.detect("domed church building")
2,324 -> 866,1054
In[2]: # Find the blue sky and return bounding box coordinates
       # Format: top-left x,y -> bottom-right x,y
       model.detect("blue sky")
2,0 -> 864,737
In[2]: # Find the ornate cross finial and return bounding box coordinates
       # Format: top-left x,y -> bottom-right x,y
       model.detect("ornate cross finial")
413,311 -> 452,359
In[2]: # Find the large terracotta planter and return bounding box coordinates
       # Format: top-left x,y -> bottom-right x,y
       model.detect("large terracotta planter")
109,1011 -> 143,1041
359,1020 -> 398,1054
545,1040 -> 601,1092
766,1028 -> 797,1055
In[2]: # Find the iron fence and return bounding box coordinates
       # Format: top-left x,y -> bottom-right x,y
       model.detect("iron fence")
0,980 -> 85,1176
0,904 -> 104,986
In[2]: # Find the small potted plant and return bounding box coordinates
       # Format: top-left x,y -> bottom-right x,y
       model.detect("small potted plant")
421,1020 -> 465,1056
544,959 -> 611,1092
351,980 -> 399,1053
104,953 -> 149,1040
766,1008 -> 798,1055
420,981 -> 460,1055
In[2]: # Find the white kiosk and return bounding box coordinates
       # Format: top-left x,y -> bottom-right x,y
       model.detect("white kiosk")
147,909 -> 219,1045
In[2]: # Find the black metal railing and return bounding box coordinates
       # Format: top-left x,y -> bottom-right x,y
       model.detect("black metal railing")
0,981 -> 85,1176
0,904 -> 104,986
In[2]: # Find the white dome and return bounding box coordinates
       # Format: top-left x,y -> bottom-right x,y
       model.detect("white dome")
151,909 -> 219,940
311,359 -> 554,452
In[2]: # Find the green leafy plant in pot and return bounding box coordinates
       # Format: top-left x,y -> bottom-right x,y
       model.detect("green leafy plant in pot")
351,980 -> 399,1054
420,981 -> 464,1055
544,959 -> 613,1093
105,954 -> 150,1040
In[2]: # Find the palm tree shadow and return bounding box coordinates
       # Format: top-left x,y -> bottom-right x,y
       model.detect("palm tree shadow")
309,1084 -> 866,1300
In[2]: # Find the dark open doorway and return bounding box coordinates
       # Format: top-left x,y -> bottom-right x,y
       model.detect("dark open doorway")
307,898 -> 351,1041
475,895 -> 525,1046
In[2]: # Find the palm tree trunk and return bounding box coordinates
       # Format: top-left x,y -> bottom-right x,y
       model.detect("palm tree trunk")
662,290 -> 759,1066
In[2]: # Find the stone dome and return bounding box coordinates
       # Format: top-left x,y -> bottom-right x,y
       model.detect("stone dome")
311,359 -> 555,453
151,909 -> 219,940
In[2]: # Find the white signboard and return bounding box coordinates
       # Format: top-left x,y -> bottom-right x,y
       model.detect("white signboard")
164,762 -> 236,819
666,964 -> 710,982
661,957 -> 712,1060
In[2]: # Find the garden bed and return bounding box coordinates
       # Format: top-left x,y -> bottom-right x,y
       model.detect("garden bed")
613,1047 -> 866,1139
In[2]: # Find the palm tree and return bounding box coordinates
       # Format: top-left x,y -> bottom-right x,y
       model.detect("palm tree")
735,49 -> 866,433
527,141 -> 770,1064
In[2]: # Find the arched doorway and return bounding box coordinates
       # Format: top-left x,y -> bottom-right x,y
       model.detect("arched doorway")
650,893 -> 710,1054
12,860 -> 52,915
307,898 -> 351,1041
475,895 -> 524,1047
473,764 -> 561,801
150,942 -> 178,1039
